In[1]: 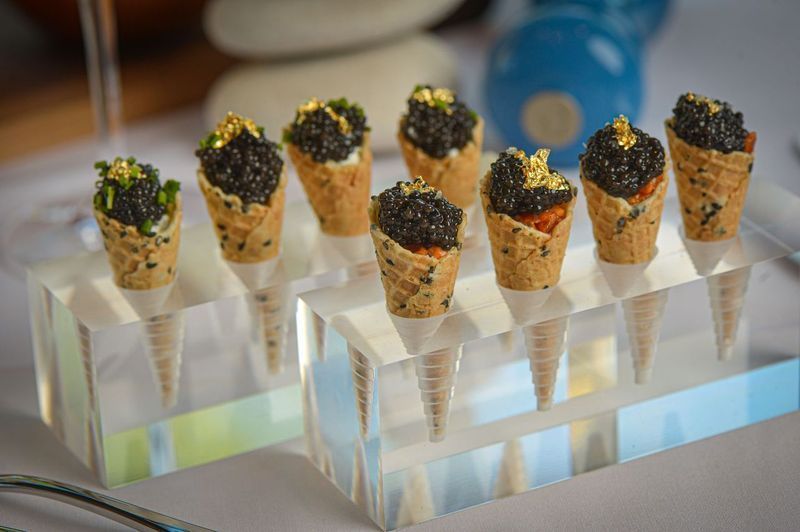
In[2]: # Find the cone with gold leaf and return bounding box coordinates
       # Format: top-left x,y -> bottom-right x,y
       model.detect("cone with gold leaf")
285,97 -> 372,236
581,116 -> 670,383
197,112 -> 290,374
666,93 -> 756,361
397,85 -> 484,210
369,178 -> 467,442
93,156 -> 184,408
481,148 -> 576,409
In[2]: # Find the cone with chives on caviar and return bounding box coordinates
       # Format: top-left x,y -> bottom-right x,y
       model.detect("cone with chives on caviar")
285,97 -> 372,236
369,177 -> 466,441
196,112 -> 289,373
666,93 -> 756,361
481,147 -> 576,409
92,156 -> 184,408
580,116 -> 669,383
398,85 -> 484,210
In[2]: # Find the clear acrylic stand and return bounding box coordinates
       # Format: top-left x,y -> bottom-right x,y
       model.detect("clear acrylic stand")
297,181 -> 800,530
27,200 -> 380,487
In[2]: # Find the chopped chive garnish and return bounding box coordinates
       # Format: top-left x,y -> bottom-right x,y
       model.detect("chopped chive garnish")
93,193 -> 103,209
104,185 -> 115,210
256,126 -> 265,135
130,165 -> 140,178
126,156 -> 136,165
139,219 -> 153,236
281,129 -> 293,144
157,190 -> 167,205
162,179 -> 181,204
468,109 -> 478,122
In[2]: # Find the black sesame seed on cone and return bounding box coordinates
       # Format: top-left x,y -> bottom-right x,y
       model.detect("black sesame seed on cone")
401,85 -> 477,159
287,101 -> 367,164
95,165 -> 165,228
579,123 -> 665,198
377,180 -> 463,250
671,93 -> 748,154
488,150 -> 575,216
196,130 -> 283,205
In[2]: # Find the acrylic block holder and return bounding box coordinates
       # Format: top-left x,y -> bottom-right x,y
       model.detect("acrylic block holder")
297,181 -> 800,530
26,199 -> 397,488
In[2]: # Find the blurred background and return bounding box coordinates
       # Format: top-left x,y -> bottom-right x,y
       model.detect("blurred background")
1,0 -> 799,370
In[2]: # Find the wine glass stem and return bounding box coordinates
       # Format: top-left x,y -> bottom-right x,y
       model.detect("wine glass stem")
78,0 -> 124,155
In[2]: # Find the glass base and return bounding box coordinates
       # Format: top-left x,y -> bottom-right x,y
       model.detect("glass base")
297,180 -> 800,529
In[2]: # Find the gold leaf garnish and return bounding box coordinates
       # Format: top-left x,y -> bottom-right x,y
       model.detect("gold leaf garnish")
613,115 -> 637,150
209,112 -> 261,149
685,92 -> 721,114
412,86 -> 455,115
513,148 -> 571,191
106,158 -> 145,182
399,177 -> 437,195
296,97 -> 352,135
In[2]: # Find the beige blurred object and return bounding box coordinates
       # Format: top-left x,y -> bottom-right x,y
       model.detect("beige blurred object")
205,34 -> 458,154
204,0 -> 464,58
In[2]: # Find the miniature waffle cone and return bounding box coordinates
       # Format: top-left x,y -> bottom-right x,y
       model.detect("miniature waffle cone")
665,121 -> 753,241
248,284 -> 287,375
493,439 -> 528,498
349,343 -> 375,438
414,346 -> 462,443
287,135 -> 372,236
622,289 -> 668,384
708,267 -> 751,361
95,196 -> 184,408
523,316 -> 568,411
143,312 -> 185,408
368,198 -> 467,318
480,172 -> 576,291
197,168 -> 286,263
397,119 -> 484,210
94,195 -> 182,290
580,169 -> 668,264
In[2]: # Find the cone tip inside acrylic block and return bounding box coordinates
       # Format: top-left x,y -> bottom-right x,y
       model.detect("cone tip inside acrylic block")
389,310 -> 447,355
679,226 -> 736,276
595,248 -> 657,298
497,284 -> 554,326
226,257 -> 279,291
120,280 -> 175,319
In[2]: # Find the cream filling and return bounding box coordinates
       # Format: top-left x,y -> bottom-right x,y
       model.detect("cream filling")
326,147 -> 362,167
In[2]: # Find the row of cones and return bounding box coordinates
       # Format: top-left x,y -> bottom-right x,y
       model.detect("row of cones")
361,119 -> 755,444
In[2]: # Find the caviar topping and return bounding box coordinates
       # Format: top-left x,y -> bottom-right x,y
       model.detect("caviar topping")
401,84 -> 478,159
196,113 -> 283,205
671,92 -> 749,153
488,148 -> 574,216
93,156 -> 180,235
284,97 -> 367,163
580,118 -> 665,199
377,177 -> 463,251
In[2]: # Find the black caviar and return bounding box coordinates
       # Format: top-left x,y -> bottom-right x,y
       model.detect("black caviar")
196,130 -> 283,205
488,150 -> 574,216
402,85 -> 477,159
93,158 -> 181,234
377,179 -> 463,250
285,98 -> 367,163
671,93 -> 748,153
580,123 -> 665,198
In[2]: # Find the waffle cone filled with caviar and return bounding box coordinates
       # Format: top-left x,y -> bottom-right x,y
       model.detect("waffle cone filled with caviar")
369,178 -> 466,319
480,148 -> 576,291
665,93 -> 755,241
92,157 -> 185,408
580,116 -> 668,264
196,112 -> 287,264
397,85 -> 483,210
285,97 -> 372,236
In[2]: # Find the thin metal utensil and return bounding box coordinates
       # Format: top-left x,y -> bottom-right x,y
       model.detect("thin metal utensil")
0,474 -> 214,531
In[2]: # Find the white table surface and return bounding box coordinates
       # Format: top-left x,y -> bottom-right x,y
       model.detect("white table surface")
1,0 -> 799,529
